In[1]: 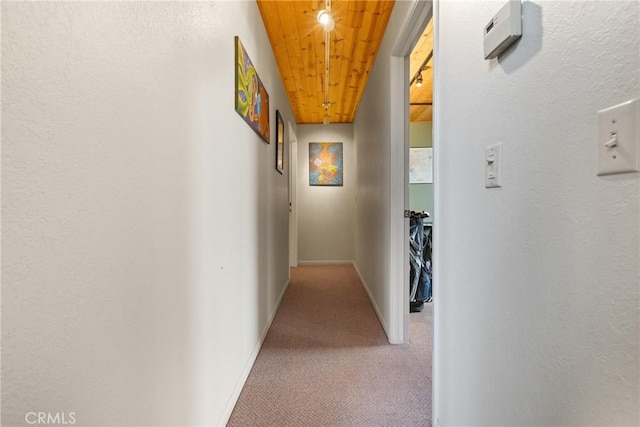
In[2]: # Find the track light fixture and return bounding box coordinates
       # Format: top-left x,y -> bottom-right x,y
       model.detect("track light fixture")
318,0 -> 334,125
322,101 -> 330,125
320,0 -> 332,125
411,50 -> 433,88
317,9 -> 335,32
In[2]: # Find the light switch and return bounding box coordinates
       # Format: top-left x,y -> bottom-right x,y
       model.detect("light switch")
597,98 -> 639,176
485,143 -> 502,188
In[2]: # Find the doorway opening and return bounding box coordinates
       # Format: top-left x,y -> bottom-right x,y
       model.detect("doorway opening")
388,0 -> 433,342
407,17 -> 434,317
389,0 -> 436,418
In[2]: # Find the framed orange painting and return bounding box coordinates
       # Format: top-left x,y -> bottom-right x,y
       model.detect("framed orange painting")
309,142 -> 343,186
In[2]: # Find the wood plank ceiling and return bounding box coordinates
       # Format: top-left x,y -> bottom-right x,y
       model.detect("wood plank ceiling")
257,0 -> 395,124
258,0 -> 433,124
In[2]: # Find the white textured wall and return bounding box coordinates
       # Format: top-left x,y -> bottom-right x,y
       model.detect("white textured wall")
434,0 -> 639,425
296,124 -> 356,263
2,2 -> 292,426
353,0 -> 412,337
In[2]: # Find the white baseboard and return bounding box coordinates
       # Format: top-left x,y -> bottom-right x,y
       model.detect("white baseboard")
297,260 -> 354,266
352,262 -> 390,341
217,278 -> 291,426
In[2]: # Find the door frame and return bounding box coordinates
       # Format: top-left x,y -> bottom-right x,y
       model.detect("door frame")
389,0 -> 433,343
288,121 -> 298,268
389,0 -> 437,419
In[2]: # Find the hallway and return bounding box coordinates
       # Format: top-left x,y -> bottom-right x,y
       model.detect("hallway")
228,265 -> 432,426
2,1 -> 638,425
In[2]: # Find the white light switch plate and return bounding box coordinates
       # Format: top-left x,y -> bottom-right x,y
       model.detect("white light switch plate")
485,143 -> 502,188
597,98 -> 639,176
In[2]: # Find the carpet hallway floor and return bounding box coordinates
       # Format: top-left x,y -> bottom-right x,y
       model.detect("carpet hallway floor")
227,265 -> 432,427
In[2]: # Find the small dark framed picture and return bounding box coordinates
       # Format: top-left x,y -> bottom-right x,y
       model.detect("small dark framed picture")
275,110 -> 284,174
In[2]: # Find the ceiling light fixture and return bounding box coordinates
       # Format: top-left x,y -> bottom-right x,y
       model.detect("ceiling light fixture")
410,49 -> 433,87
317,0 -> 334,125
321,0 -> 332,125
322,101 -> 330,125
317,9 -> 335,32
317,0 -> 335,33
416,71 -> 423,88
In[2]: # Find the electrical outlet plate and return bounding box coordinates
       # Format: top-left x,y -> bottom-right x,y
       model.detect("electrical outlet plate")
597,98 -> 639,176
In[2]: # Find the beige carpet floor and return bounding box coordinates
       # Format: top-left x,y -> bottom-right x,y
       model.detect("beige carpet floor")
228,264 -> 432,427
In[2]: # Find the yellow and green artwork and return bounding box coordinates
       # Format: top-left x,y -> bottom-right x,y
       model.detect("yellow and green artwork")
309,142 -> 343,186
235,36 -> 270,143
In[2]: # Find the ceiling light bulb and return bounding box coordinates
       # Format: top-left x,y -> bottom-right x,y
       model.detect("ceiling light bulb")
317,9 -> 335,31
317,9 -> 330,24
416,73 -> 423,88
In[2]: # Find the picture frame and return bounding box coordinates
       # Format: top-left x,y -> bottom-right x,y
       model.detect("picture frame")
275,110 -> 284,174
309,142 -> 343,186
234,36 -> 270,143
409,147 -> 433,184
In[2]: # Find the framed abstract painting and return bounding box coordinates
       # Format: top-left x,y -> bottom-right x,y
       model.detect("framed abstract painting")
276,110 -> 284,174
309,142 -> 343,186
235,36 -> 270,143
